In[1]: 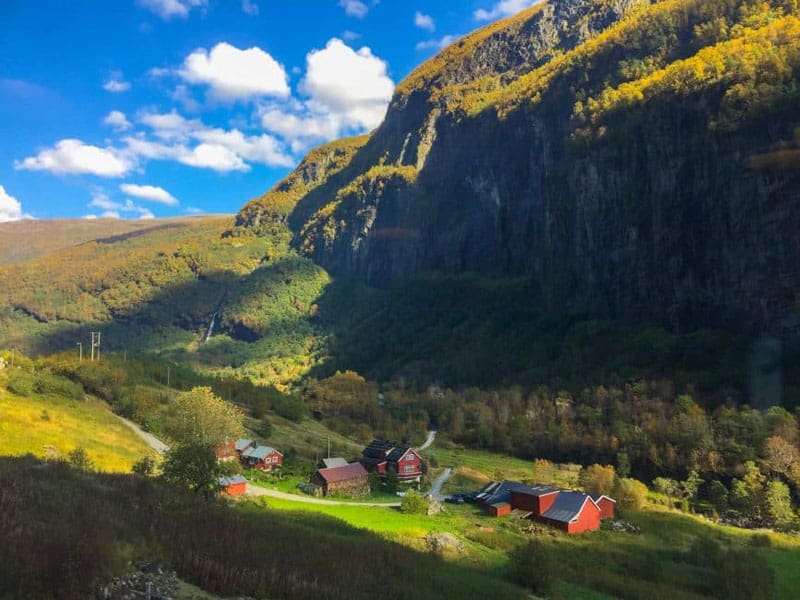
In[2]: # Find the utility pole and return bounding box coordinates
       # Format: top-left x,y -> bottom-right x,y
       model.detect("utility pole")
90,332 -> 101,361
76,342 -> 82,363
167,366 -> 171,388
10,349 -> 14,369
327,437 -> 331,459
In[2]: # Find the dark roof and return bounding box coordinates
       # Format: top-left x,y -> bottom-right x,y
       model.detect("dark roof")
322,457 -> 348,469
541,491 -> 596,523
362,456 -> 388,467
477,481 -> 538,505
218,475 -> 247,487
362,439 -> 394,459
386,446 -> 414,462
316,462 -> 368,484
513,484 -> 560,497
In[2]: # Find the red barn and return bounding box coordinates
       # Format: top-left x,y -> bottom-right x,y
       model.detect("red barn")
510,485 -> 560,515
216,440 -> 237,462
241,445 -> 283,471
536,491 -> 602,534
361,440 -> 423,482
218,475 -> 247,497
311,462 -> 369,497
591,495 -> 616,520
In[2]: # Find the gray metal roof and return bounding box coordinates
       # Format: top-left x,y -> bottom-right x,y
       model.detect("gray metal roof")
322,457 -> 348,468
242,445 -> 279,460
218,475 -> 247,486
235,439 -> 253,452
541,491 -> 594,523
478,481 -> 538,505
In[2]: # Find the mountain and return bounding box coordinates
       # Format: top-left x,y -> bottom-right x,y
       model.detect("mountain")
238,0 -> 800,334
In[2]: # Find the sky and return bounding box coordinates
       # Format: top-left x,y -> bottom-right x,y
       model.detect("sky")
0,0 -> 539,221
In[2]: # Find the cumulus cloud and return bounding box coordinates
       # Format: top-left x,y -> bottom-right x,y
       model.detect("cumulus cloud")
179,42 -> 290,101
89,190 -> 155,220
103,70 -> 131,93
123,109 -> 293,172
0,185 -> 25,222
339,0 -> 369,18
138,0 -> 207,21
241,0 -> 259,16
103,110 -> 132,131
414,11 -> 435,31
15,139 -> 132,177
474,0 -> 540,21
257,38 -> 393,151
120,183 -> 178,205
416,34 -> 460,51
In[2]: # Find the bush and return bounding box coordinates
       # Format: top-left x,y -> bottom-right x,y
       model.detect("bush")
614,478 -> 648,510
400,491 -> 428,514
508,540 -> 556,593
68,447 -> 94,471
132,456 -> 155,477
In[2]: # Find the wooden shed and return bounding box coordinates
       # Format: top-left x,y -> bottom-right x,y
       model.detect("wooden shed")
311,462 -> 369,497
218,475 -> 248,497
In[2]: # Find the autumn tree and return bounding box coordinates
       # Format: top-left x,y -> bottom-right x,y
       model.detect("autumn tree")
168,386 -> 245,447
614,478 -> 648,510
579,464 -> 615,496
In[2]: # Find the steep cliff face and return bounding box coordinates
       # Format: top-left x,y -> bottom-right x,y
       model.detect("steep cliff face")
239,0 -> 800,333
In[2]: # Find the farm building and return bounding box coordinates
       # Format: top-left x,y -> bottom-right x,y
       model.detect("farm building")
321,457 -> 348,469
218,475 -> 247,497
311,462 -> 370,497
241,445 -> 283,471
235,438 -> 255,454
361,440 -> 423,482
215,440 -> 237,462
477,481 -> 614,535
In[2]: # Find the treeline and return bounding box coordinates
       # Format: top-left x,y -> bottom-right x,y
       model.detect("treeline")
303,372 -> 800,512
0,455 -> 524,599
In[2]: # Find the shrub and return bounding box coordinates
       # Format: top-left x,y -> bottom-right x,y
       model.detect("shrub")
68,447 -> 94,471
614,478 -> 648,510
400,490 -> 428,514
508,540 -> 556,593
132,456 -> 155,477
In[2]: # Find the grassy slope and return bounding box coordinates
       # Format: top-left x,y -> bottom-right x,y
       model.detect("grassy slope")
0,377 -> 156,472
264,445 -> 800,600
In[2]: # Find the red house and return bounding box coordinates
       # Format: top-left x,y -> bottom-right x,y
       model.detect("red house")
478,481 -> 614,535
216,440 -> 237,462
241,445 -> 283,471
218,475 -> 248,496
361,440 -> 423,482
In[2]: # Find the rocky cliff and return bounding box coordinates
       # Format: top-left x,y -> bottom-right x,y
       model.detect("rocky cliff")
239,0 -> 800,333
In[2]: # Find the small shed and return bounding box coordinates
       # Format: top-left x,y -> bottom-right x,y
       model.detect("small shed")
487,502 -> 512,517
591,495 -> 616,520
218,475 -> 248,497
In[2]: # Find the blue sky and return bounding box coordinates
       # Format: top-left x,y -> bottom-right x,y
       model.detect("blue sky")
0,0 -> 538,221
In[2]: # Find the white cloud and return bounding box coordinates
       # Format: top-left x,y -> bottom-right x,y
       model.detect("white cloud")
339,0 -> 369,18
416,34 -> 460,51
414,11 -> 435,32
15,139 -> 132,177
120,183 -> 178,205
179,42 -> 290,101
83,214 -> 98,219
257,38 -> 393,150
103,110 -> 132,131
474,0 -> 540,21
241,0 -> 259,16
342,30 -> 361,41
124,109 -> 294,172
103,71 -> 131,93
138,0 -> 207,21
300,38 -> 393,128
89,191 -> 155,220
171,84 -> 201,112
0,185 -> 24,222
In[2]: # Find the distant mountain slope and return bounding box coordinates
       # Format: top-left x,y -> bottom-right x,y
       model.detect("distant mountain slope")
0,218 -> 215,264
238,0 -> 800,334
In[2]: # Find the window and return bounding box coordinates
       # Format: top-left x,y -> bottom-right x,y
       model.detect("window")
404,465 -> 416,473
406,454 -> 415,461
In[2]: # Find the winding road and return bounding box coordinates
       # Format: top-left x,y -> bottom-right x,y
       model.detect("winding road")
112,413 -> 169,454
247,484 -> 401,507
427,467 -> 453,502
417,430 -> 437,451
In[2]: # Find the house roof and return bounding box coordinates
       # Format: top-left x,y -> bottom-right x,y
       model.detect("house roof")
477,481 -> 539,505
235,439 -> 254,452
242,445 -> 280,460
386,446 -> 415,462
363,439 -> 394,459
541,491 -> 598,523
590,494 -> 617,504
218,475 -> 247,487
513,484 -> 560,497
316,462 -> 368,483
322,457 -> 348,469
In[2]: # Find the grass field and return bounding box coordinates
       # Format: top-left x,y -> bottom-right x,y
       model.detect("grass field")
0,380 -> 157,472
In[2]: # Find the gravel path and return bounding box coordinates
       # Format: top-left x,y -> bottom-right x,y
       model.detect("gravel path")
247,484 -> 401,507
427,468 -> 453,501
112,413 -> 170,454
417,430 -> 437,451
